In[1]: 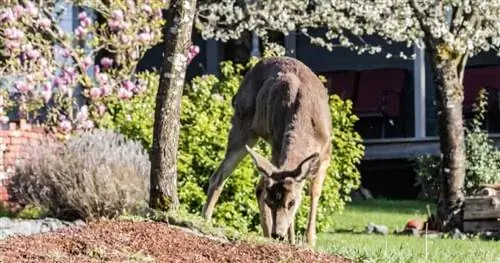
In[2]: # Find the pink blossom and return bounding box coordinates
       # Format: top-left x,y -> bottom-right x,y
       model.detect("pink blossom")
39,58 -> 48,67
43,69 -> 54,78
94,65 -> 100,75
81,56 -> 92,69
75,26 -> 87,38
133,83 -> 147,93
120,34 -> 131,45
100,57 -> 113,69
61,48 -> 71,58
89,87 -> 102,99
154,8 -> 163,19
79,17 -> 92,28
97,104 -> 106,115
14,81 -> 30,93
25,2 -> 38,17
137,32 -> 153,43
96,73 -> 109,85
100,85 -> 112,96
58,120 -> 72,132
0,116 -> 9,125
4,27 -> 24,40
5,41 -> 21,51
187,45 -> 200,64
13,5 -> 25,17
53,76 -> 67,88
141,5 -> 153,14
41,89 -> 52,103
82,120 -> 94,129
111,10 -> 124,21
76,106 -> 89,121
26,74 -> 36,84
26,49 -> 40,60
78,11 -> 88,20
118,87 -> 133,99
0,10 -> 16,23
108,19 -> 121,31
37,18 -> 52,30
122,80 -> 135,91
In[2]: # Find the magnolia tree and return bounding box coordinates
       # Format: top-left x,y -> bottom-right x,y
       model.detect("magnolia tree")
0,0 -> 172,137
196,0 -> 500,230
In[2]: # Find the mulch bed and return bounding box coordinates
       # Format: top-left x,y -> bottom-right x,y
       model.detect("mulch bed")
0,220 -> 352,263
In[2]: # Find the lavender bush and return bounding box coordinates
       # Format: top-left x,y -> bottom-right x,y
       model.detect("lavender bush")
9,129 -> 150,220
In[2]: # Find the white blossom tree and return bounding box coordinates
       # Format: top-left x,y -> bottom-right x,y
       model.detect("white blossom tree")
196,0 -> 500,230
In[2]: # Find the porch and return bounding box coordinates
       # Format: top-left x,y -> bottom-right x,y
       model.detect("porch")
363,135 -> 500,160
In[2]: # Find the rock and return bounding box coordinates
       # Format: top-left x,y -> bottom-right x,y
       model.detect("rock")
0,216 -> 86,240
359,187 -> 374,199
0,217 -> 13,228
365,222 -> 388,235
452,228 -> 466,240
481,231 -> 500,241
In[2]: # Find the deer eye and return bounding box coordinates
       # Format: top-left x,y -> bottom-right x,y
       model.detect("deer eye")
288,200 -> 295,209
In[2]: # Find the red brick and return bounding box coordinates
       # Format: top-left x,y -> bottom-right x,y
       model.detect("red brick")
11,137 -> 29,145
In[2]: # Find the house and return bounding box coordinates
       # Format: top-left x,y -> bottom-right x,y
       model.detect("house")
15,7 -> 500,199
134,28 -> 500,198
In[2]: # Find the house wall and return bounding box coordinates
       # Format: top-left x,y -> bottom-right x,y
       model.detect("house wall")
0,122 -> 49,204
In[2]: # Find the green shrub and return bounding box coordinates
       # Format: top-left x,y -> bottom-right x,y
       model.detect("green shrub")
9,129 -> 150,221
0,202 -> 11,217
414,88 -> 500,199
13,204 -> 50,219
99,58 -> 363,233
95,71 -> 158,150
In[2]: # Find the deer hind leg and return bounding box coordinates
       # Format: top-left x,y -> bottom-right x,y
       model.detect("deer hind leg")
305,160 -> 329,247
202,117 -> 257,220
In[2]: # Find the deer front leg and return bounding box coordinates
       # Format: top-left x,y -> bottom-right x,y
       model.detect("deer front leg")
305,162 -> 328,247
288,217 -> 295,245
202,120 -> 256,220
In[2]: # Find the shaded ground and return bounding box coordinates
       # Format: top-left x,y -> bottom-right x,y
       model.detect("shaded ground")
0,220 -> 351,263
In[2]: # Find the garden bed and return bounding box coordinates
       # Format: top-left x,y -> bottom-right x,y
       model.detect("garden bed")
0,220 -> 350,263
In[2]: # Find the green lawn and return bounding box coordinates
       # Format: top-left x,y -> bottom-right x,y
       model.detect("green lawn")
316,199 -> 500,263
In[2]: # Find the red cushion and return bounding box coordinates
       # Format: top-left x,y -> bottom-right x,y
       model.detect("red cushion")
326,71 -> 357,100
355,69 -> 407,117
463,67 -> 500,110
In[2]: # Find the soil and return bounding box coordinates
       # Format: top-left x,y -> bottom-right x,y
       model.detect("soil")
0,220 -> 352,263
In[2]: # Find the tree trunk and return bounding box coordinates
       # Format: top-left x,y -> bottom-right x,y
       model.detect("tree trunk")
428,45 -> 468,231
149,0 -> 198,212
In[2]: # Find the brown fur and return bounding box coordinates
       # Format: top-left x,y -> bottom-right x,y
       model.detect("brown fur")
202,56 -> 332,246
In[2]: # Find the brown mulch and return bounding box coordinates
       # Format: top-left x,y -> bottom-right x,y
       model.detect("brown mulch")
0,220 -> 351,263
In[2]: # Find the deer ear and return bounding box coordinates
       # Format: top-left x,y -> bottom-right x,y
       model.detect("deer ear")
294,152 -> 321,182
245,145 -> 276,176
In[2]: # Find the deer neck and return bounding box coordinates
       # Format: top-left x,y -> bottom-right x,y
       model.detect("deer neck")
276,126 -> 310,172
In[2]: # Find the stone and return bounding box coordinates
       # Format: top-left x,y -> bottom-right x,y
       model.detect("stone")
359,187 -> 373,199
365,222 -> 388,235
0,217 -> 86,240
452,228 -> 466,240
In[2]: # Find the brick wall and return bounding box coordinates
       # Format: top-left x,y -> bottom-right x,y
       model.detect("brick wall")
0,120 -> 48,204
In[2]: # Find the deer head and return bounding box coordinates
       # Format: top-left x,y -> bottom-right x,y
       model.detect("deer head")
245,145 -> 320,240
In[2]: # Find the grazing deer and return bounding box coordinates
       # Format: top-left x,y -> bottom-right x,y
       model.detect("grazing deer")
202,56 -> 332,246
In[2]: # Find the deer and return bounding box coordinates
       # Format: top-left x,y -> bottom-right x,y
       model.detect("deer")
202,56 -> 332,247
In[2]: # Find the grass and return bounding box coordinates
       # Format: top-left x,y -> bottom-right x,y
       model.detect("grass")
316,199 -> 500,263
